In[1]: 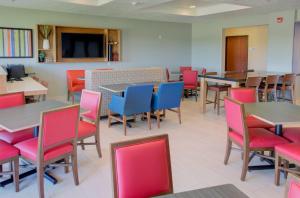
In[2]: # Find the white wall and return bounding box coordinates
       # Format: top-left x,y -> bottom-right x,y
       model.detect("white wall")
224,25 -> 268,71
192,10 -> 296,73
0,6 -> 192,97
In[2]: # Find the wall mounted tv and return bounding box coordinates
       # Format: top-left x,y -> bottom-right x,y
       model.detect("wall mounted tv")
61,33 -> 105,58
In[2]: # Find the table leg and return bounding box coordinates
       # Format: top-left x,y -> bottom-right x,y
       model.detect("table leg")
275,124 -> 283,136
33,126 -> 39,137
200,77 -> 207,113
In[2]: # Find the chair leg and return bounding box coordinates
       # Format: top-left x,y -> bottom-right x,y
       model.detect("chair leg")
291,88 -> 295,104
241,149 -> 250,181
195,90 -> 198,102
37,163 -> 45,198
178,107 -> 182,124
0,164 -> 2,177
64,157 -> 69,173
108,110 -> 112,128
13,158 -> 19,192
71,152 -> 79,186
156,111 -> 161,128
80,140 -> 85,150
213,91 -> 217,109
217,91 -> 220,115
95,134 -> 102,158
275,153 -> 281,186
284,160 -> 289,179
123,116 -> 127,136
147,112 -> 151,130
224,138 -> 232,165
274,89 -> 278,102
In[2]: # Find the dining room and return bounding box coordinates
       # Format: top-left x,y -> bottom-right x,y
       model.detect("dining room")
1,1 -> 300,198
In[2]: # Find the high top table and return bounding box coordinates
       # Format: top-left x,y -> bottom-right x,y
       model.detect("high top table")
0,100 -> 85,187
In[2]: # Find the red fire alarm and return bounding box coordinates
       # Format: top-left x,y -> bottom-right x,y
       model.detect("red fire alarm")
276,17 -> 283,23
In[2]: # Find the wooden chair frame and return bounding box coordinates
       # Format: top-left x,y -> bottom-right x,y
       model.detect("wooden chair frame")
154,107 -> 181,128
284,174 -> 300,197
19,105 -> 80,198
110,134 -> 173,198
0,156 -> 19,192
277,74 -> 296,104
77,90 -> 102,158
260,75 -> 279,102
223,96 -> 276,181
275,147 -> 300,186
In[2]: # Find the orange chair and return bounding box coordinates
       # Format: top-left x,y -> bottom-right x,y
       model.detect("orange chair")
66,70 -> 85,103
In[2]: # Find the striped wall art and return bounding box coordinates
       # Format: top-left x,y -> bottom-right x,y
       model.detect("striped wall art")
0,27 -> 33,58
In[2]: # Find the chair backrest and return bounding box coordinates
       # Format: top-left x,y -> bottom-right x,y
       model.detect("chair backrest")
111,134 -> 173,198
155,82 -> 184,109
282,74 -> 296,87
265,75 -> 279,89
230,88 -> 257,103
66,70 -> 85,89
183,70 -> 198,87
224,97 -> 247,139
123,84 -> 154,115
285,174 -> 300,198
0,92 -> 25,109
179,66 -> 192,74
80,89 -> 102,123
245,77 -> 262,89
39,105 -> 80,154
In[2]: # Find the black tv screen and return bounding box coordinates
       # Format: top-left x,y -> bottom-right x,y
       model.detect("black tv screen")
61,33 -> 105,58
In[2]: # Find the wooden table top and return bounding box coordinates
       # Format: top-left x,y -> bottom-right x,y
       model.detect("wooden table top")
99,82 -> 161,93
5,77 -> 48,96
244,102 -> 300,126
154,184 -> 249,198
0,100 -> 73,132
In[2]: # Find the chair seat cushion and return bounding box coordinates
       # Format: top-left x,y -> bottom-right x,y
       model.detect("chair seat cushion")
0,128 -> 34,145
15,138 -> 73,162
276,143 -> 300,162
229,128 -> 288,148
208,85 -> 229,92
78,120 -> 96,138
0,140 -> 19,161
246,116 -> 274,129
69,84 -> 84,92
269,127 -> 300,143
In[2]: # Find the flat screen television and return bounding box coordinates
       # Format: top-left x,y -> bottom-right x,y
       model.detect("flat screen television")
61,33 -> 105,58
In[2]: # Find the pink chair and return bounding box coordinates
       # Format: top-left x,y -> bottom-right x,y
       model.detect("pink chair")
78,89 -> 102,158
111,134 -> 173,198
284,174 -> 300,197
223,97 -> 288,181
15,105 -> 80,198
179,66 -> 192,74
229,88 -> 274,129
183,70 -> 198,101
0,140 -> 20,192
0,92 -> 34,145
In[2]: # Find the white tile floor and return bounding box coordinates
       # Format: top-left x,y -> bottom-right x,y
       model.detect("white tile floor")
1,97 -> 286,198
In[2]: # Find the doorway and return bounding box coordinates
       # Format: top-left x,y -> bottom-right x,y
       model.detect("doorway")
225,35 -> 248,72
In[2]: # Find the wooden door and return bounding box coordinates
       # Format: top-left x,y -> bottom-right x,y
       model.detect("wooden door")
225,36 -> 248,72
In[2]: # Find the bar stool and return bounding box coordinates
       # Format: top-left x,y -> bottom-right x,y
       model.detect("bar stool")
206,84 -> 230,115
259,75 -> 279,102
277,74 -> 296,103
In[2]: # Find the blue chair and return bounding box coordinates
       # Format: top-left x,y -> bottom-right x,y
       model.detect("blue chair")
151,82 -> 184,128
108,84 -> 154,135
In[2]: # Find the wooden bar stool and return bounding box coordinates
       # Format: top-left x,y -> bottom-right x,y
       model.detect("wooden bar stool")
206,84 -> 230,115
259,75 -> 279,102
277,74 -> 296,103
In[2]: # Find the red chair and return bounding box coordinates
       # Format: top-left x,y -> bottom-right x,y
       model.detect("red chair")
111,134 -> 173,198
15,105 -> 80,198
223,97 -> 288,181
0,140 -> 19,192
183,70 -> 198,101
66,70 -> 85,103
0,92 -> 34,145
179,66 -> 192,74
229,88 -> 274,129
284,174 -> 300,197
78,90 -> 102,158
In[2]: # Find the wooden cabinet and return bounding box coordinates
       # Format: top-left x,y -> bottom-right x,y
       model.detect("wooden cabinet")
36,24 -> 121,63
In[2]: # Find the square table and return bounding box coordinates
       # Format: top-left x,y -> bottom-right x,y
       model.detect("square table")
0,100 -> 86,187
99,82 -> 161,93
154,184 -> 249,198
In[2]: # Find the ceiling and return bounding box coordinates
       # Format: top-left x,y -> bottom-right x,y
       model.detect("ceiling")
1,0 -> 300,23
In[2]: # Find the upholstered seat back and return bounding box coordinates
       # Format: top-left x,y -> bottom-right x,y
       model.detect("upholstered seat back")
80,89 -> 101,121
230,88 -> 256,103
179,66 -> 192,74
286,174 -> 300,198
0,92 -> 24,109
183,70 -> 198,87
66,70 -> 85,91
123,84 -> 154,115
111,134 -> 173,198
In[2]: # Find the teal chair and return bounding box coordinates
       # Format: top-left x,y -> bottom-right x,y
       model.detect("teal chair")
151,82 -> 184,128
108,84 -> 154,135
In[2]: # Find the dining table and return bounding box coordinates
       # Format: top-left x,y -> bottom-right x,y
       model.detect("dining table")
154,184 -> 249,198
199,71 -> 287,113
99,81 -> 161,93
0,100 -> 87,187
244,102 -> 300,170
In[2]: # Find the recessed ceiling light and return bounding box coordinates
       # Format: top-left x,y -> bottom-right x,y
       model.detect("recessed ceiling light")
189,5 -> 196,9
131,1 -> 138,6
